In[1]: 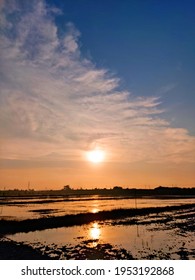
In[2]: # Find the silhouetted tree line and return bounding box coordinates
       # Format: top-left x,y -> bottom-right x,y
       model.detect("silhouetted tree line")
0,185 -> 195,197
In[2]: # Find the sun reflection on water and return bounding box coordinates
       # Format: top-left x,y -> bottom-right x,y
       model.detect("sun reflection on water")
91,208 -> 99,213
89,222 -> 101,247
91,200 -> 100,213
90,222 -> 100,239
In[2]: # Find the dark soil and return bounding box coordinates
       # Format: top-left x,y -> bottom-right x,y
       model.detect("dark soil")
0,238 -> 134,260
0,238 -> 51,260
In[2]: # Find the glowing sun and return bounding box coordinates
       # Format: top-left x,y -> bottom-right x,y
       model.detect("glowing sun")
87,149 -> 105,163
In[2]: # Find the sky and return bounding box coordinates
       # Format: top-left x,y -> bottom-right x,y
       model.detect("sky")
0,0 -> 195,189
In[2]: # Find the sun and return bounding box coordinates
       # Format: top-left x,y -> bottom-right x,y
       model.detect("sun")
87,149 -> 105,163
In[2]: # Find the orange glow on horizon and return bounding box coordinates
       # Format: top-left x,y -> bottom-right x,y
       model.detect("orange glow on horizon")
0,161 -> 194,190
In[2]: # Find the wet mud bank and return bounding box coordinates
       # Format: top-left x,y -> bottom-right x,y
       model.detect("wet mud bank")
0,238 -> 134,260
0,238 -> 51,260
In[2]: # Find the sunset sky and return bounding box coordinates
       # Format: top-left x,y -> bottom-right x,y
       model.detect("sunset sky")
0,0 -> 195,189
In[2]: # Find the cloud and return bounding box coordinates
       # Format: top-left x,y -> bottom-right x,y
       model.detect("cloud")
0,0 -> 195,164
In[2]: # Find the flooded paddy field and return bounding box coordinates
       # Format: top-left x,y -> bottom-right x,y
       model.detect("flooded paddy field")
0,195 -> 194,220
0,196 -> 194,260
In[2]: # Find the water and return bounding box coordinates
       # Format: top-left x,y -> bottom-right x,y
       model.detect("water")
7,206 -> 195,259
1,195 -> 195,220
1,195 -> 195,259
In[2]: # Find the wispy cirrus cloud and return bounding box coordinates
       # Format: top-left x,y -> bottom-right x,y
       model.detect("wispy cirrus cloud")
0,0 -> 195,164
